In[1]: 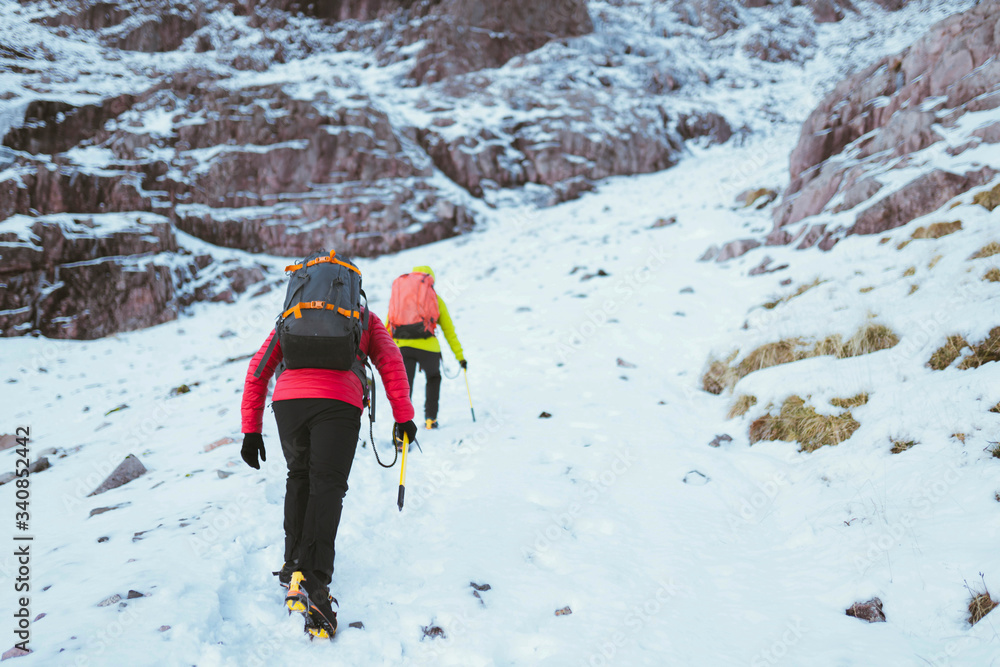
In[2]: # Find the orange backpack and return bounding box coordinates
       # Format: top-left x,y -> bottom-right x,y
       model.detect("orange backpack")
387,272 -> 440,339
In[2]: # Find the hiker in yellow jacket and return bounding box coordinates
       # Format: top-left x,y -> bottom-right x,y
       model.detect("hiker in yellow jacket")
386,266 -> 465,429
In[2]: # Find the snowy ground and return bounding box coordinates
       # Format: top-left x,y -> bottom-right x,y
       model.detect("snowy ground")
3,1 -> 1000,665
3,128 -> 1000,665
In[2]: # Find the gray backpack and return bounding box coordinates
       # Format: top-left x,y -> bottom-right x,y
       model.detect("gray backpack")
254,250 -> 373,410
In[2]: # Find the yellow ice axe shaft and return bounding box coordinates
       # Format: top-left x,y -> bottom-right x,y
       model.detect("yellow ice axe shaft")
464,368 -> 476,423
397,433 -> 408,511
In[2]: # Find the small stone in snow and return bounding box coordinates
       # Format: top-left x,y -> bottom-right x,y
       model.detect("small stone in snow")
2,646 -> 31,660
680,286 -> 694,294
555,606 -> 572,616
127,590 -> 144,599
98,594 -> 121,607
683,470 -> 710,485
616,357 -> 637,368
539,412 -> 552,419
217,470 -> 233,479
348,621 -> 364,629
709,434 -> 733,448
158,626 -> 170,632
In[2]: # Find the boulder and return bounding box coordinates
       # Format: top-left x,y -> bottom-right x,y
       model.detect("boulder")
88,454 -> 148,496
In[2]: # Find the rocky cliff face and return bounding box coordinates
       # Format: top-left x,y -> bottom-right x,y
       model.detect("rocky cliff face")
766,0 -> 1000,251
0,0 -> 977,338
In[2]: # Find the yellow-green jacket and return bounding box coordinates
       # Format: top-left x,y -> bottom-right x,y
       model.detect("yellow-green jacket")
390,266 -> 464,361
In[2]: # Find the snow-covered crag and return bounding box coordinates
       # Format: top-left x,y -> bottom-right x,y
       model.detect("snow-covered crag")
1,0 -> 914,338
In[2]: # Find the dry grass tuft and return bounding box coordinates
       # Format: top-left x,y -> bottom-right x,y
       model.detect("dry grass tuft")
890,439 -> 916,454
703,324 -> 900,394
912,220 -> 962,239
811,335 -> 844,358
840,323 -> 900,359
859,286 -> 875,293
735,338 -> 807,379
988,442 -> 1000,459
971,242 -> 1000,260
763,279 -> 823,310
973,183 -> 1000,211
966,577 -> 999,626
902,266 -> 916,277
985,268 -> 1000,282
957,327 -> 1000,370
749,395 -> 861,453
728,394 -> 757,419
908,284 -> 919,296
929,255 -> 943,270
928,335 -> 969,370
952,433 -> 967,443
830,393 -> 869,409
702,351 -> 739,395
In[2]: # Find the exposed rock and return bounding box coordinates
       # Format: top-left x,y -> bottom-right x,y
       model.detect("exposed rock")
381,0 -> 593,84
769,0 -> 1000,243
709,434 -> 733,447
126,590 -> 144,599
672,0 -> 742,37
846,597 -> 886,623
851,168 -> 995,236
1,646 -> 31,660
89,503 -> 130,518
88,454 -> 147,496
97,594 -> 122,607
0,213 -> 266,339
716,239 -> 761,262
0,435 -> 17,451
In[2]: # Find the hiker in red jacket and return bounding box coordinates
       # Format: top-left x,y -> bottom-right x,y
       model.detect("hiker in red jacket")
240,306 -> 416,634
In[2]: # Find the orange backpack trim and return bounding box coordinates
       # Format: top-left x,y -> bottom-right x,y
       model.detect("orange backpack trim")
285,250 -> 361,276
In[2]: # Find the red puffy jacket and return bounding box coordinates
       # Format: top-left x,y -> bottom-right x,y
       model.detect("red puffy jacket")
241,309 -> 414,433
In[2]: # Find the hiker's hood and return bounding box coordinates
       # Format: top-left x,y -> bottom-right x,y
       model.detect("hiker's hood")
412,265 -> 435,279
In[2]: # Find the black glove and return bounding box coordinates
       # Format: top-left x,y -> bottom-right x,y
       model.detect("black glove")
241,433 -> 266,469
459,360 -> 468,370
393,420 -> 418,448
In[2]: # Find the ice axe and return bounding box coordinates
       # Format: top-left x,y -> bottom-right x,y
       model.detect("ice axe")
398,433 -> 409,512
464,368 -> 476,422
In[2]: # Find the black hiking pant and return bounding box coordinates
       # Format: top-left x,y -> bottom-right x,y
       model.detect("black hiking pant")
273,398 -> 362,586
400,347 -> 442,420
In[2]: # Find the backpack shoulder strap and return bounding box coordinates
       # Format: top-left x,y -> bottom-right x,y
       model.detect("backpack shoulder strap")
253,327 -> 280,378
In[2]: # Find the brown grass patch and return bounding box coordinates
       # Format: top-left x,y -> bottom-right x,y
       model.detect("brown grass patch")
988,442 -> 1000,459
749,395 -> 861,453
728,394 -> 758,419
902,266 -> 916,277
928,335 -> 969,370
984,268 -> 1000,282
973,183 -> 1000,211
991,403 -> 1000,414
929,255 -> 943,270
952,433 -> 967,443
908,284 -> 919,295
840,323 -> 900,358
890,439 -> 916,454
859,286 -> 874,293
702,351 -> 739,395
912,220 -> 962,240
703,324 -> 900,394
971,242 -> 1000,260
830,393 -> 869,409
763,279 -> 823,310
966,578 -> 999,626
896,240 -> 911,251
957,327 -> 1000,370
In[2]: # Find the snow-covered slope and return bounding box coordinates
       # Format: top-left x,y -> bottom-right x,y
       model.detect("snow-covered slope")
3,1 -> 1000,665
